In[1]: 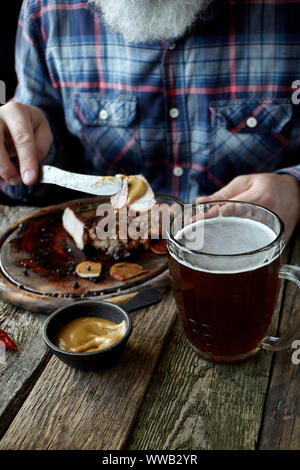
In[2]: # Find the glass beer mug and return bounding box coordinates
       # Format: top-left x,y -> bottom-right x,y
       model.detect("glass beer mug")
166,201 -> 300,363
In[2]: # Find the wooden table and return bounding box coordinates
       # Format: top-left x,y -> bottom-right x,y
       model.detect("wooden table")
0,203 -> 299,451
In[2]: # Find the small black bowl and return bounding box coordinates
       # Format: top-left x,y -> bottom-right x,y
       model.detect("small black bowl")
43,300 -> 132,370
42,288 -> 163,370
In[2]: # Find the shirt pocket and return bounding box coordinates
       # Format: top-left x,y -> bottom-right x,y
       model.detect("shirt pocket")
74,92 -> 143,174
208,99 -> 293,184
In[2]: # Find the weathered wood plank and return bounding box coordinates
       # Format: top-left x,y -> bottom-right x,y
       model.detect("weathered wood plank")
0,291 -> 177,450
0,304 -> 49,439
0,205 -> 51,439
126,255 -> 290,450
125,322 -> 277,450
259,231 -> 300,450
1,200 -> 298,450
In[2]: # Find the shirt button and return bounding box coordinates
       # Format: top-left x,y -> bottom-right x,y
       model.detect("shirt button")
246,116 -> 258,128
169,108 -> 179,119
99,109 -> 109,120
173,166 -> 183,177
168,43 -> 176,50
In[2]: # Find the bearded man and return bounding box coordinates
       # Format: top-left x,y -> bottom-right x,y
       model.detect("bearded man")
0,0 -> 300,239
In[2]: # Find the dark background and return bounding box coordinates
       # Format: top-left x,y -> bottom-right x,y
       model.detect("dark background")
0,2 -> 32,204
0,1 -> 85,206
2,1 -> 23,101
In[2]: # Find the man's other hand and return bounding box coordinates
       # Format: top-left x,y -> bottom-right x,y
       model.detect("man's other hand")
196,173 -> 300,242
0,102 -> 53,186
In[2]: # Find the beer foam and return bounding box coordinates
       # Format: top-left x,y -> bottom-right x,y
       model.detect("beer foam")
172,216 -> 279,274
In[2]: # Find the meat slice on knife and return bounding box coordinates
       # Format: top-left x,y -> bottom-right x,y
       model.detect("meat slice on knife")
111,174 -> 156,212
62,174 -> 158,259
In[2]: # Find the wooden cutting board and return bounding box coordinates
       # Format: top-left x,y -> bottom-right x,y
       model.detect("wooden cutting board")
0,197 -> 169,313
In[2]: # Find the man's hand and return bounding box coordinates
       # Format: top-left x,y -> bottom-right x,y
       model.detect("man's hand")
0,102 -> 53,186
196,173 -> 300,241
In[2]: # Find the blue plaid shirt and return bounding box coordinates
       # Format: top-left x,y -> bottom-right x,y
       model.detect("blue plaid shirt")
3,0 -> 300,204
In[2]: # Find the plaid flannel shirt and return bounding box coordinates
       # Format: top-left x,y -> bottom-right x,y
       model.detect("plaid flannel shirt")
3,0 -> 300,204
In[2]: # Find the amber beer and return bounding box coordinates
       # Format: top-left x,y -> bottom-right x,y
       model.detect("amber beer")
167,203 -> 285,363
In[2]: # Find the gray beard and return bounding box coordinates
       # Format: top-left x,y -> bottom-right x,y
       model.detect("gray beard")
91,0 -> 214,43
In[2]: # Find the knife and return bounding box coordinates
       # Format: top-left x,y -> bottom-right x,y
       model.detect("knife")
39,165 -> 123,196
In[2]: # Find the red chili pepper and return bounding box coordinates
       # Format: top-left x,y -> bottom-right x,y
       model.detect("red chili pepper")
0,329 -> 17,351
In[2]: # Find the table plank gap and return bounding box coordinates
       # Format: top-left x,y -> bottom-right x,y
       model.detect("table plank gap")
0,292 -> 177,450
254,240 -> 295,449
258,230 -> 300,450
0,204 -> 53,441
0,352 -> 51,440
125,248 -> 291,451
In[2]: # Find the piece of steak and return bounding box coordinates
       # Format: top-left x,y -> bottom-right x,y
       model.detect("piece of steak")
62,175 -> 165,260
62,203 -> 152,260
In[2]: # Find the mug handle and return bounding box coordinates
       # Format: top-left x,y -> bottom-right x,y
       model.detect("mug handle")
262,264 -> 300,352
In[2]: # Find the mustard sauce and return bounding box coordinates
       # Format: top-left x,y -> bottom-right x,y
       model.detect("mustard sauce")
55,317 -> 126,353
91,176 -> 117,186
115,174 -> 147,205
127,175 -> 147,205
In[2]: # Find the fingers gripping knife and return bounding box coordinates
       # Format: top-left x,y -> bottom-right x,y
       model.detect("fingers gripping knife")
39,165 -> 123,196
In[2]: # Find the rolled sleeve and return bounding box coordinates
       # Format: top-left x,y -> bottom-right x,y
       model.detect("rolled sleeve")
275,165 -> 300,183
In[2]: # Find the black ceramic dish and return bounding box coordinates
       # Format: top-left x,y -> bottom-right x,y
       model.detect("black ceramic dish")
43,288 -> 163,370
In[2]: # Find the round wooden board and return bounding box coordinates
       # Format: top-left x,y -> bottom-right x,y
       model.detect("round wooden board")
0,197 -> 168,313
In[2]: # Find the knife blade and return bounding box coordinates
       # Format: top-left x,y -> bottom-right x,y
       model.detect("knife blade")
39,165 -> 123,196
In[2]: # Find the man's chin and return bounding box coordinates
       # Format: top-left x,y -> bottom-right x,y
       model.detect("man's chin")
94,0 -> 212,44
